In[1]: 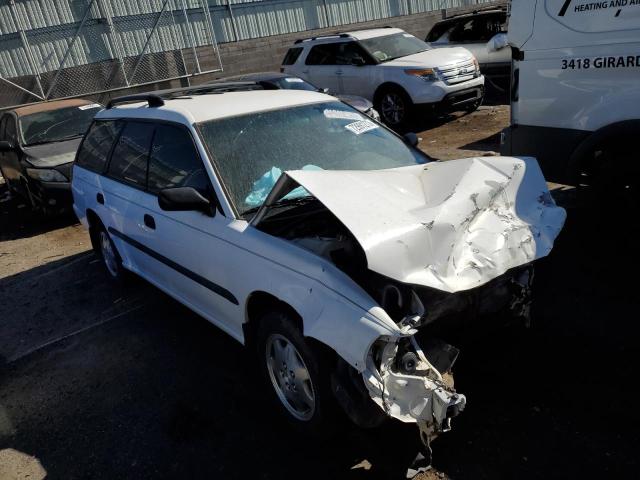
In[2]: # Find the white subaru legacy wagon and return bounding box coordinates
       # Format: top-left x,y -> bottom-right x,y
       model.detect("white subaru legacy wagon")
72,83 -> 565,460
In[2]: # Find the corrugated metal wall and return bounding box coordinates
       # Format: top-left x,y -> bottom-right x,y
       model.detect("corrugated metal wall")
1,0 -> 493,78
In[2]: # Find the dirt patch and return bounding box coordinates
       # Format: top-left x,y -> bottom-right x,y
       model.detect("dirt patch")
416,105 -> 509,161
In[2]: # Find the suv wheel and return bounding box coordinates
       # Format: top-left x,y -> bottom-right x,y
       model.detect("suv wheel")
257,311 -> 332,429
377,87 -> 412,128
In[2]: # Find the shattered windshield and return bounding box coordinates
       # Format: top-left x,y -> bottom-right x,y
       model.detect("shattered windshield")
197,101 -> 427,216
359,33 -> 430,62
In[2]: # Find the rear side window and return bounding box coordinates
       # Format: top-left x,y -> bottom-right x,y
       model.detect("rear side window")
306,42 -> 368,66
107,121 -> 154,187
282,47 -> 303,65
147,124 -> 208,194
76,120 -> 123,173
306,43 -> 340,65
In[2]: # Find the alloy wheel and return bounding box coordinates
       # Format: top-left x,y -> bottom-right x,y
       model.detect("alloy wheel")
265,333 -> 316,421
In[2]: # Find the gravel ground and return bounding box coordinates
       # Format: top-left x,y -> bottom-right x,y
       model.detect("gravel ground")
1,104 -> 638,479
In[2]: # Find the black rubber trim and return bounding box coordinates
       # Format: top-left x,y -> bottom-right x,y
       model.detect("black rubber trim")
107,227 -> 239,305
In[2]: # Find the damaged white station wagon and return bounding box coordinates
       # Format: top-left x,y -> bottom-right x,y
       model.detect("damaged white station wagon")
72,83 -> 565,462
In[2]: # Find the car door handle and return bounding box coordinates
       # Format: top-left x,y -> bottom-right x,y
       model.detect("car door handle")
301,69 -> 309,74
144,214 -> 156,230
335,70 -> 343,75
96,193 -> 104,205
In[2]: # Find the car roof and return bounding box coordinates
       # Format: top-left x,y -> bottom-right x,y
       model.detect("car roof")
433,9 -> 506,24
12,98 -> 97,117
95,89 -> 333,125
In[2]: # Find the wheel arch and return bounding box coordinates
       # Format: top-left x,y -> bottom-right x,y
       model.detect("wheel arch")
567,119 -> 640,183
373,82 -> 410,104
243,290 -> 338,362
85,208 -> 102,251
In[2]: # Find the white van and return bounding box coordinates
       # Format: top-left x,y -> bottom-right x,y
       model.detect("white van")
501,0 -> 640,193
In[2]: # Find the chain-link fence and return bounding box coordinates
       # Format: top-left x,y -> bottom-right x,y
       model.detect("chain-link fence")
0,0 -> 223,109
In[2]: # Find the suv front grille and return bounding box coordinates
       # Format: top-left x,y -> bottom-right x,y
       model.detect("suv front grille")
437,59 -> 479,85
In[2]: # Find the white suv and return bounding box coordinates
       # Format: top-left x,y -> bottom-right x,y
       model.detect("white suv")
71,83 -> 564,463
282,27 -> 485,127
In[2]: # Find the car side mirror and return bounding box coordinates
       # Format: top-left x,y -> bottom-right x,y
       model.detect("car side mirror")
351,57 -> 366,66
487,33 -> 508,53
403,132 -> 419,147
0,140 -> 14,152
319,87 -> 330,94
158,187 -> 214,216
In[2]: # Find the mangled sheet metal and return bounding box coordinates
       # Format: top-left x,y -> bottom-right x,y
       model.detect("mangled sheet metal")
286,156 -> 566,293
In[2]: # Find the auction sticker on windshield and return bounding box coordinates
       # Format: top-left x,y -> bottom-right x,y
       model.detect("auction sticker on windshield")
324,109 -> 363,121
345,119 -> 379,135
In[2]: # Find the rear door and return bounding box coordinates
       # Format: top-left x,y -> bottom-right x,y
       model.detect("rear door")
100,121 -> 157,277
301,43 -> 342,93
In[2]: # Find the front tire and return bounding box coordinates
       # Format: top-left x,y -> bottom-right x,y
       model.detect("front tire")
256,311 -> 333,430
376,86 -> 413,129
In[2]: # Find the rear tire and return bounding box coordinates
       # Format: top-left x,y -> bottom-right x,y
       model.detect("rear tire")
94,224 -> 127,282
256,311 -> 334,431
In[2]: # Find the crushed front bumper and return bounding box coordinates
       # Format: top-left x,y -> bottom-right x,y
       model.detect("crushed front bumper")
362,335 -> 466,448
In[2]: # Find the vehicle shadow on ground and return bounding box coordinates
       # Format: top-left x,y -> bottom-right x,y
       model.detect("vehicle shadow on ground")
0,184 -> 78,241
459,131 -> 502,153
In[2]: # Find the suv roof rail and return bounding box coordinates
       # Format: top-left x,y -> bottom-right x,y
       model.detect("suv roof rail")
106,94 -> 164,109
106,82 -> 275,109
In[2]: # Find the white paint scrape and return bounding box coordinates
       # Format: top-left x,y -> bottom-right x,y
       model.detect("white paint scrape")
287,156 -> 566,293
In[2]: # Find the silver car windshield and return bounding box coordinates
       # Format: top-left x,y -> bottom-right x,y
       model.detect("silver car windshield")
359,33 -> 430,62
197,101 -> 428,216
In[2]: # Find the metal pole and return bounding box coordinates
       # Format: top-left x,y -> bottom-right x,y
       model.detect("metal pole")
0,77 -> 43,101
45,0 -> 97,99
182,0 -> 202,74
226,0 -> 239,42
8,0 -> 46,99
201,0 -> 224,73
129,0 -> 171,83
97,0 -> 130,87
169,0 -> 189,82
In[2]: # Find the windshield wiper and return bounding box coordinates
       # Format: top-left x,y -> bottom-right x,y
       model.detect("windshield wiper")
26,133 -> 84,146
242,195 -> 316,218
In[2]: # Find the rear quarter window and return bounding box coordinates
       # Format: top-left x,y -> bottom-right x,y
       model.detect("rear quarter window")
76,120 -> 123,173
282,47 -> 303,65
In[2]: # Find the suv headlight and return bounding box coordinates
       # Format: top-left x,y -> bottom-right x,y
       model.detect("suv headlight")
26,168 -> 68,182
405,68 -> 439,82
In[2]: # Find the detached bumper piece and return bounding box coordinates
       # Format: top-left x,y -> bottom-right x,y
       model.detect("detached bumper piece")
362,336 -> 466,465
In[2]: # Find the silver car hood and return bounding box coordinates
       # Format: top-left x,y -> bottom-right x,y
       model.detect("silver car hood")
284,157 -> 566,293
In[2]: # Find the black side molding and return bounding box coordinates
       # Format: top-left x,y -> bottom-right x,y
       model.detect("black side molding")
107,227 -> 239,306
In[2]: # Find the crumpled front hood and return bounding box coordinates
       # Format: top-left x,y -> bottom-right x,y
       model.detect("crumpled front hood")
286,157 -> 566,293
382,46 -> 473,69
22,137 -> 82,168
